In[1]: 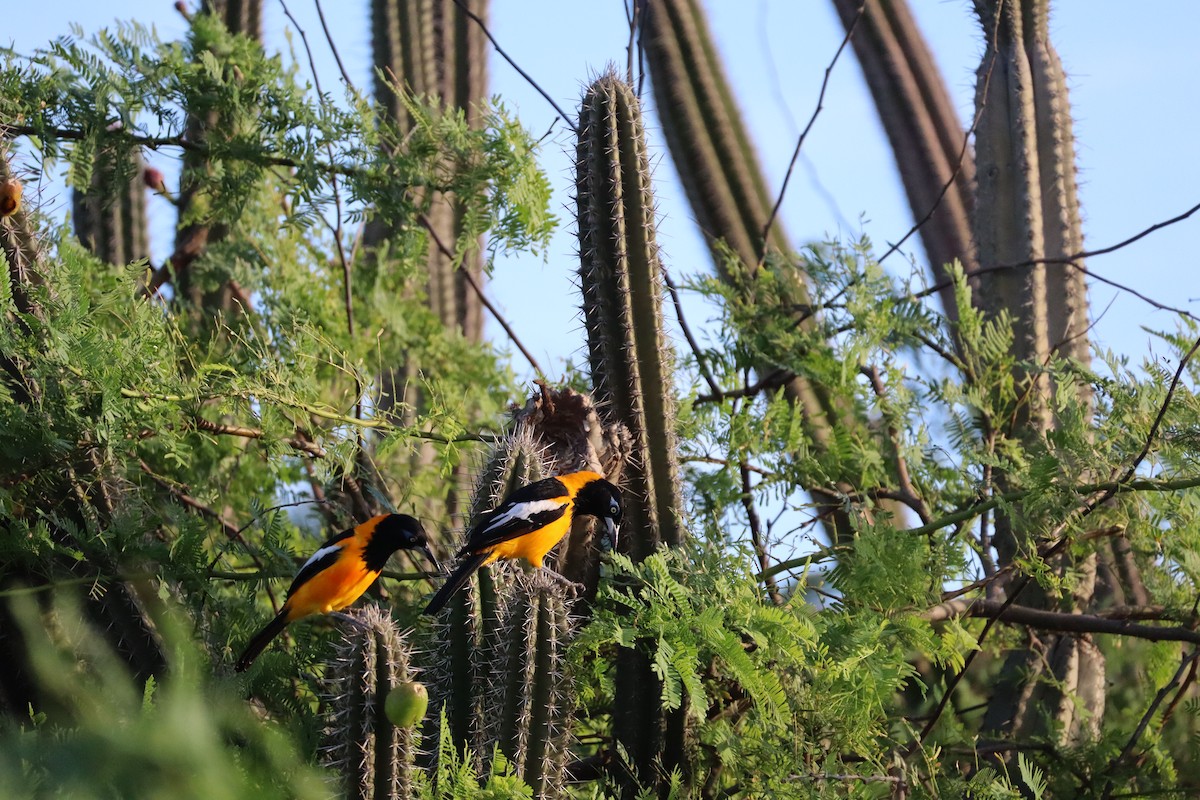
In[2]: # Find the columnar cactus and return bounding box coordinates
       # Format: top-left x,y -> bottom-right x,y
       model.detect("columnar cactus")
969,0 -> 1101,746
576,72 -> 684,559
205,0 -> 263,41
480,570 -> 575,799
640,1 -> 884,546
831,0 -> 978,314
639,0 -> 789,268
324,606 -> 421,800
370,0 -> 490,532
426,426 -> 550,759
576,72 -> 689,793
369,0 -> 488,341
425,384 -> 622,779
72,149 -> 150,268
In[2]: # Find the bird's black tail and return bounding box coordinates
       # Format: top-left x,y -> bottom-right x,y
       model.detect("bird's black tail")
423,551 -> 490,615
235,607 -> 290,672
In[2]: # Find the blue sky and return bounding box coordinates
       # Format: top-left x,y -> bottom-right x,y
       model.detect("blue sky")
7,1 -> 1200,381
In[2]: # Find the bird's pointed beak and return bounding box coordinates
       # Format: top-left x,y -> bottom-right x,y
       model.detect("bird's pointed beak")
421,543 -> 441,573
604,518 -> 619,549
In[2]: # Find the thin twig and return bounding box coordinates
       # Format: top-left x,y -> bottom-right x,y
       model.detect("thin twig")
876,10 -> 1001,269
861,365 -> 932,524
139,459 -> 240,540
418,211 -> 545,376
740,462 -> 782,604
661,265 -> 721,397
695,368 -> 793,404
913,200 -> 1200,310
120,386 -> 497,443
191,417 -> 327,458
759,2 -> 864,265
313,0 -> 356,90
5,124 -> 370,179
448,0 -> 576,133
683,455 -> 774,477
1100,649 -> 1200,799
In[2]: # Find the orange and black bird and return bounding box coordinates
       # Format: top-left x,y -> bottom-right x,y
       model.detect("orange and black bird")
423,471 -> 622,615
235,513 -> 438,672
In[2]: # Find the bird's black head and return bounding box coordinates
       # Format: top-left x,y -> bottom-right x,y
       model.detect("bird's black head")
365,514 -> 441,572
573,478 -> 623,548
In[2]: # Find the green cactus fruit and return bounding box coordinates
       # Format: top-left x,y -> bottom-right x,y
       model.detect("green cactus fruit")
385,681 -> 429,729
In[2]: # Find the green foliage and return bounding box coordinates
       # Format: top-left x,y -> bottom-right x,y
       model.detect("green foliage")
0,595 -> 328,800
4,7 -> 1200,800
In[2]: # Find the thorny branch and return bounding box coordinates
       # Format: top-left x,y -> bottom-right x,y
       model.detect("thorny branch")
661,265 -> 721,397
1100,648 -> 1200,799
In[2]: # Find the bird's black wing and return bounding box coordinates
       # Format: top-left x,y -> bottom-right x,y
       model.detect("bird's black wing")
460,476 -> 570,554
284,526 -> 356,598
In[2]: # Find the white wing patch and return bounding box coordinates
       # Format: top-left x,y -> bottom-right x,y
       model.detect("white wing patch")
301,543 -> 343,571
484,499 -> 565,531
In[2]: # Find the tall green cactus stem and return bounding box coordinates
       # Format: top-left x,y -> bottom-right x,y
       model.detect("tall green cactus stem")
576,73 -> 684,558
72,149 -> 150,268
640,0 -> 789,268
370,0 -> 489,531
324,606 -> 419,800
204,0 -> 263,41
641,0 -> 891,547
427,427 -> 550,758
970,0 -> 1101,747
481,570 -> 575,799
576,73 -> 690,795
831,0 -> 977,316
369,0 -> 488,340
426,384 -> 624,771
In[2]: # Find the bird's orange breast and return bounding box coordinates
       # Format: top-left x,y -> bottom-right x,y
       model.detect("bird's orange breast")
284,538 -> 379,621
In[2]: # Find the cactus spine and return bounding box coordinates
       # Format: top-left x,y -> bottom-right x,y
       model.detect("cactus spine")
969,0 -> 1101,747
576,72 -> 689,794
72,149 -> 150,268
325,606 -> 420,800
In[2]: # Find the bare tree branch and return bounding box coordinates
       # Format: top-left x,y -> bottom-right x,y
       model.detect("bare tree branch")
925,599 -> 1200,645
